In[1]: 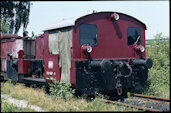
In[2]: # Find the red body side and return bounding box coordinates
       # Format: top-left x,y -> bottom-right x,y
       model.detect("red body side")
41,32 -> 76,85
1,35 -> 23,72
1,34 -> 31,74
18,59 -> 30,74
1,38 -> 23,59
42,33 -> 61,82
35,35 -> 44,59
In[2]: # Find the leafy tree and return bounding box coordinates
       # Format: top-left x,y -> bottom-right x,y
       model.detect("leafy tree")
0,17 -> 8,33
0,1 -> 32,34
29,31 -> 36,39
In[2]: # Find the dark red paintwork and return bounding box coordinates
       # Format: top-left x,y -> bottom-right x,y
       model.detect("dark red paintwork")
18,50 -> 24,59
1,34 -> 32,74
18,59 -> 30,74
72,12 -> 146,60
17,50 -> 30,74
1,35 -> 23,59
35,35 -> 44,59
1,34 -> 23,72
0,34 -> 22,39
41,32 -> 61,82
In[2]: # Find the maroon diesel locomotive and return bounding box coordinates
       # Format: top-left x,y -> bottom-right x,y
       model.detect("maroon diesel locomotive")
0,11 -> 153,100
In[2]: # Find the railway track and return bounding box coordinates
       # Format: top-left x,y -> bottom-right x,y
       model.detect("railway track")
99,93 -> 170,111
130,93 -> 170,102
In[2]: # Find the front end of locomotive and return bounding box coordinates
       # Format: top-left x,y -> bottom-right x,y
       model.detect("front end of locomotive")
75,56 -> 153,99
73,12 -> 153,100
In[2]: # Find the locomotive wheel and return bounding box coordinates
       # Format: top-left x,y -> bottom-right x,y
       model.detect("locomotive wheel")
74,89 -> 83,97
86,95 -> 95,101
24,83 -> 31,87
108,89 -> 128,101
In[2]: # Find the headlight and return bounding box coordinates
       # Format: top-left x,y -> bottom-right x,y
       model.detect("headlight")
87,46 -> 92,53
140,46 -> 145,52
114,13 -> 119,20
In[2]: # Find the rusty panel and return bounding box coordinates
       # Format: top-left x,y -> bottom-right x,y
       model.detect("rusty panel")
0,34 -> 21,39
1,59 -> 6,72
1,37 -> 23,72
18,59 -> 30,74
1,39 -> 23,59
23,60 -> 30,73
44,58 -> 61,82
41,33 -> 61,82
17,59 -> 24,73
12,39 -> 23,58
23,39 -> 35,59
1,41 -> 7,59
35,36 -> 44,59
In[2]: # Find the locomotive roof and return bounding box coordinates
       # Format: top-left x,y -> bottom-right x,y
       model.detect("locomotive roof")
43,17 -> 78,32
43,11 -> 147,31
0,34 -> 22,40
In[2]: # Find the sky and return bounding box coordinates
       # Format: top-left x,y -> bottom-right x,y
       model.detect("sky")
18,1 -> 170,40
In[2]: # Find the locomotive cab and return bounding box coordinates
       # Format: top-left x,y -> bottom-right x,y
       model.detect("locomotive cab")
71,12 -> 153,99
42,12 -> 153,100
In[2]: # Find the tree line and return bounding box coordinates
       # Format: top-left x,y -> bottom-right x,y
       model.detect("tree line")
0,1 -> 31,34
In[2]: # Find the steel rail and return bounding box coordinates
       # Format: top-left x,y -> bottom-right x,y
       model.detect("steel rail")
130,93 -> 170,102
98,99 -> 161,112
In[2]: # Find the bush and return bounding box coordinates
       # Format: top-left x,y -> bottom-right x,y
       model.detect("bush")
139,33 -> 170,97
49,80 -> 75,100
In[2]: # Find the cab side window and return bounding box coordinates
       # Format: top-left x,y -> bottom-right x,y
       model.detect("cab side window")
79,24 -> 97,46
127,27 -> 141,46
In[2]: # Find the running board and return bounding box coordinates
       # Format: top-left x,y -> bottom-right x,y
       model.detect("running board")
22,77 -> 47,86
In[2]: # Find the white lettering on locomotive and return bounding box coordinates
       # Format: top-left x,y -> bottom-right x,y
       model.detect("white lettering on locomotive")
48,61 -> 53,69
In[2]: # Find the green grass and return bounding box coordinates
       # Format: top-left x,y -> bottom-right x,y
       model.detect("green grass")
1,101 -> 35,112
1,82 -> 139,111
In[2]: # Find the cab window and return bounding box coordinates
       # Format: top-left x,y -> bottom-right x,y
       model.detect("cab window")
127,27 -> 141,46
79,24 -> 97,46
